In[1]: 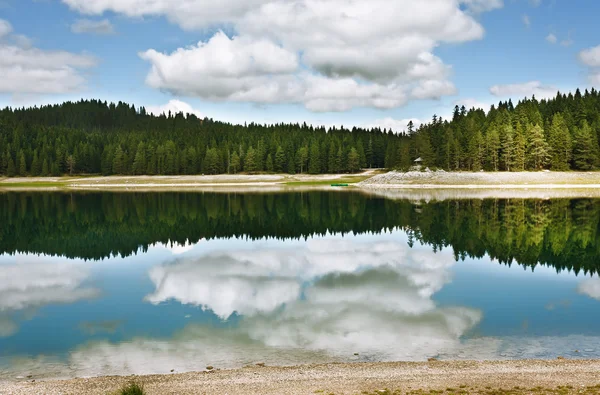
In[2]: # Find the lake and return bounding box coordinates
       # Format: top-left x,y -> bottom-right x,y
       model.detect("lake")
2,191 -> 600,380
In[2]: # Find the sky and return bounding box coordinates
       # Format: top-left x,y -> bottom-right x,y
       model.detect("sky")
0,0 -> 599,132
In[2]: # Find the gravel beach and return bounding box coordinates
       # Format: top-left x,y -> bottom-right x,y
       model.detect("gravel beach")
2,360 -> 600,395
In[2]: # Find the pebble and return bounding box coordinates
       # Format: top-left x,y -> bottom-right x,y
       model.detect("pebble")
256,362 -> 266,367
206,366 -> 214,370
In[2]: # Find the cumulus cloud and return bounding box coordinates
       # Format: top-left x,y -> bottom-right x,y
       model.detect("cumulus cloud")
62,0 -> 501,111
489,81 -> 558,99
578,45 -> 600,85
146,100 -> 204,119
579,45 -> 600,68
0,18 -> 11,38
0,259 -> 99,337
578,278 -> 600,300
0,261 -> 99,312
144,238 -> 481,361
0,18 -> 96,95
71,19 -> 115,35
546,33 -> 557,44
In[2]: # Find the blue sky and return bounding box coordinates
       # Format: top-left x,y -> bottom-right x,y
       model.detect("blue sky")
0,0 -> 599,131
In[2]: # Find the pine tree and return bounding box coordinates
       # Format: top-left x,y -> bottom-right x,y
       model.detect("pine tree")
266,153 -> 274,172
308,142 -> 320,174
347,147 -> 360,172
7,157 -> 15,177
244,146 -> 258,173
204,148 -> 220,174
132,142 -> 147,175
512,123 -> 526,171
328,142 -> 338,173
500,124 -> 514,171
30,151 -> 41,176
548,113 -> 571,171
18,150 -> 26,176
527,124 -> 550,170
274,146 -> 285,173
296,146 -> 308,173
66,155 -> 76,175
231,151 -> 241,173
112,145 -> 125,174
573,121 -> 598,170
41,158 -> 49,176
486,129 -> 500,171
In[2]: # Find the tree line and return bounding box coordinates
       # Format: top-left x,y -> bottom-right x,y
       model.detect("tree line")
1,191 -> 599,276
1,88 -> 600,176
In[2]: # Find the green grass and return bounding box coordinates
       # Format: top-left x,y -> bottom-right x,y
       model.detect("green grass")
118,381 -> 146,395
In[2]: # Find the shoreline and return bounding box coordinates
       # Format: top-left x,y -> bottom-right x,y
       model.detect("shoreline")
6,172 -> 600,200
3,360 -> 600,394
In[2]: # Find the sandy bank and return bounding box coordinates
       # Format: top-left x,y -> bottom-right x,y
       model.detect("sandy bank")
2,360 -> 600,395
0,172 -> 377,191
359,170 -> 600,187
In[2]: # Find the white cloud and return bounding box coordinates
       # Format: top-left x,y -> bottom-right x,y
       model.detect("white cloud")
71,19 -> 115,35
0,18 -> 96,95
0,259 -> 99,338
546,33 -> 557,44
0,18 -> 11,38
0,261 -> 99,311
579,45 -> 600,68
460,0 -> 504,13
489,81 -> 558,99
146,100 -> 204,119
365,117 -> 423,133
578,278 -> 600,300
411,79 -> 457,100
578,45 -> 600,85
522,14 -> 530,27
63,0 -> 501,111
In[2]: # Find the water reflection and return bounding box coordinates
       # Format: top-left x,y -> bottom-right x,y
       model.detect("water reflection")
0,258 -> 99,339
2,192 -> 600,379
145,239 -> 480,361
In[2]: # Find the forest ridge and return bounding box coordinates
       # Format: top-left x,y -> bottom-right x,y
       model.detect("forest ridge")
1,88 -> 600,177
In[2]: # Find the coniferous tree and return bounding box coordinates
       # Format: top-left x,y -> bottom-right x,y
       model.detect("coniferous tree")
41,158 -> 49,176
573,121 -> 598,170
500,124 -> 514,171
308,142 -> 320,174
486,129 -> 500,171
18,150 -> 26,176
548,113 -> 572,171
297,146 -> 308,174
244,146 -> 258,173
347,147 -> 360,173
230,151 -> 241,173
527,124 -> 550,170
7,157 -> 15,177
274,146 -> 286,173
132,142 -> 146,175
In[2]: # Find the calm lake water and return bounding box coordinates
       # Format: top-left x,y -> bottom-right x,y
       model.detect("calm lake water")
2,191 -> 600,379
